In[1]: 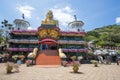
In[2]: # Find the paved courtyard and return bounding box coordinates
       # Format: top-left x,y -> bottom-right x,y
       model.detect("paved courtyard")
0,63 -> 120,80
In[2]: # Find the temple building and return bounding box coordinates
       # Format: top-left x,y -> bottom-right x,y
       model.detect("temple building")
7,10 -> 87,65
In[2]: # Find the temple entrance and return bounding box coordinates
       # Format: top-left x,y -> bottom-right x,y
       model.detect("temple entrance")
39,44 -> 57,50
39,39 -> 58,50
35,39 -> 61,65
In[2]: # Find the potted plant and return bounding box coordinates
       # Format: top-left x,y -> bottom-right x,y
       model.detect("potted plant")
19,55 -> 25,60
14,64 -> 19,72
91,60 -> 98,67
5,62 -> 13,73
71,56 -> 76,61
19,55 -> 25,63
71,61 -> 80,73
62,61 -> 68,67
12,55 -> 18,62
71,56 -> 80,73
26,60 -> 31,67
77,56 -> 83,63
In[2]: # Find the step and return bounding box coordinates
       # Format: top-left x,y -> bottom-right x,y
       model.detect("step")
36,50 -> 61,65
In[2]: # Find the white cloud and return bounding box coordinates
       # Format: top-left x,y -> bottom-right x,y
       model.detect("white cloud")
51,6 -> 75,28
27,27 -> 36,30
17,5 -> 34,19
36,17 -> 40,20
116,17 -> 120,23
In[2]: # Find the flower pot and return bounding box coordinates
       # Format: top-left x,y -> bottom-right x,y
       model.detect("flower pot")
91,60 -> 98,67
7,69 -> 12,73
6,65 -> 13,73
73,66 -> 79,73
94,63 -> 98,67
26,64 -> 30,67
26,60 -> 31,67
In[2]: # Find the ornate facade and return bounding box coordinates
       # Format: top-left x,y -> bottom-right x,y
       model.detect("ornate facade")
7,11 -> 87,61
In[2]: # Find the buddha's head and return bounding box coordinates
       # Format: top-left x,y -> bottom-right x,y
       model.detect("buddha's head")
46,10 -> 53,19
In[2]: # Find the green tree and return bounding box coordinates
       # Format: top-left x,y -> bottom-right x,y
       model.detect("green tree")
0,19 -> 13,44
0,29 -> 4,44
87,31 -> 100,38
110,34 -> 120,43
1,20 -> 13,29
86,24 -> 120,47
85,36 -> 97,42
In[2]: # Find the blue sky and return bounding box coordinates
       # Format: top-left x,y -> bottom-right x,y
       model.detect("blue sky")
0,0 -> 120,31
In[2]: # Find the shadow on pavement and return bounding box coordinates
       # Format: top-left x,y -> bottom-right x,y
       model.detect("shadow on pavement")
69,71 -> 84,74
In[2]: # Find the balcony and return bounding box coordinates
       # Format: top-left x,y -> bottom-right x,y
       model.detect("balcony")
58,40 -> 68,44
62,48 -> 88,52
8,39 -> 38,44
7,48 -> 34,52
60,31 -> 86,36
58,40 -> 87,44
11,30 -> 37,35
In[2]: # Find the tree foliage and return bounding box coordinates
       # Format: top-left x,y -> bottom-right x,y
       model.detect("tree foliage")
85,36 -> 97,42
86,24 -> 120,47
87,31 -> 100,38
0,19 -> 13,45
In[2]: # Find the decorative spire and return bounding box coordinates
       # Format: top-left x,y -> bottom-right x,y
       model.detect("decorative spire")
74,15 -> 77,21
22,14 -> 25,19
68,15 -> 84,32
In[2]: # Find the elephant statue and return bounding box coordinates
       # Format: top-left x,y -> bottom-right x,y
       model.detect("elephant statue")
58,48 -> 66,59
26,48 -> 38,66
27,48 -> 38,59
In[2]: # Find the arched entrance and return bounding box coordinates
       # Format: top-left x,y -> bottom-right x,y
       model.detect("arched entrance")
36,39 -> 61,65
38,39 -> 58,51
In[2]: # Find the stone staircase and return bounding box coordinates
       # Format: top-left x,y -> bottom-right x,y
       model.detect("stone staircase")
35,50 -> 61,65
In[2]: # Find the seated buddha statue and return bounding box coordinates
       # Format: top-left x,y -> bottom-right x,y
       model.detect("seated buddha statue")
42,10 -> 59,26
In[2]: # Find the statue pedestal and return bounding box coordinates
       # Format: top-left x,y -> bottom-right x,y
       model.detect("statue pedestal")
41,24 -> 56,28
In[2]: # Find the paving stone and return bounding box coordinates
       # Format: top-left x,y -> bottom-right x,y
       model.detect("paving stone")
0,63 -> 120,80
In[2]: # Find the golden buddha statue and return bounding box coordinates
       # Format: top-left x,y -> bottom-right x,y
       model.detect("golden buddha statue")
42,10 -> 59,26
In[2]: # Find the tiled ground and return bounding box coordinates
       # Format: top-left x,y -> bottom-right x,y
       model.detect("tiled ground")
0,63 -> 120,80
